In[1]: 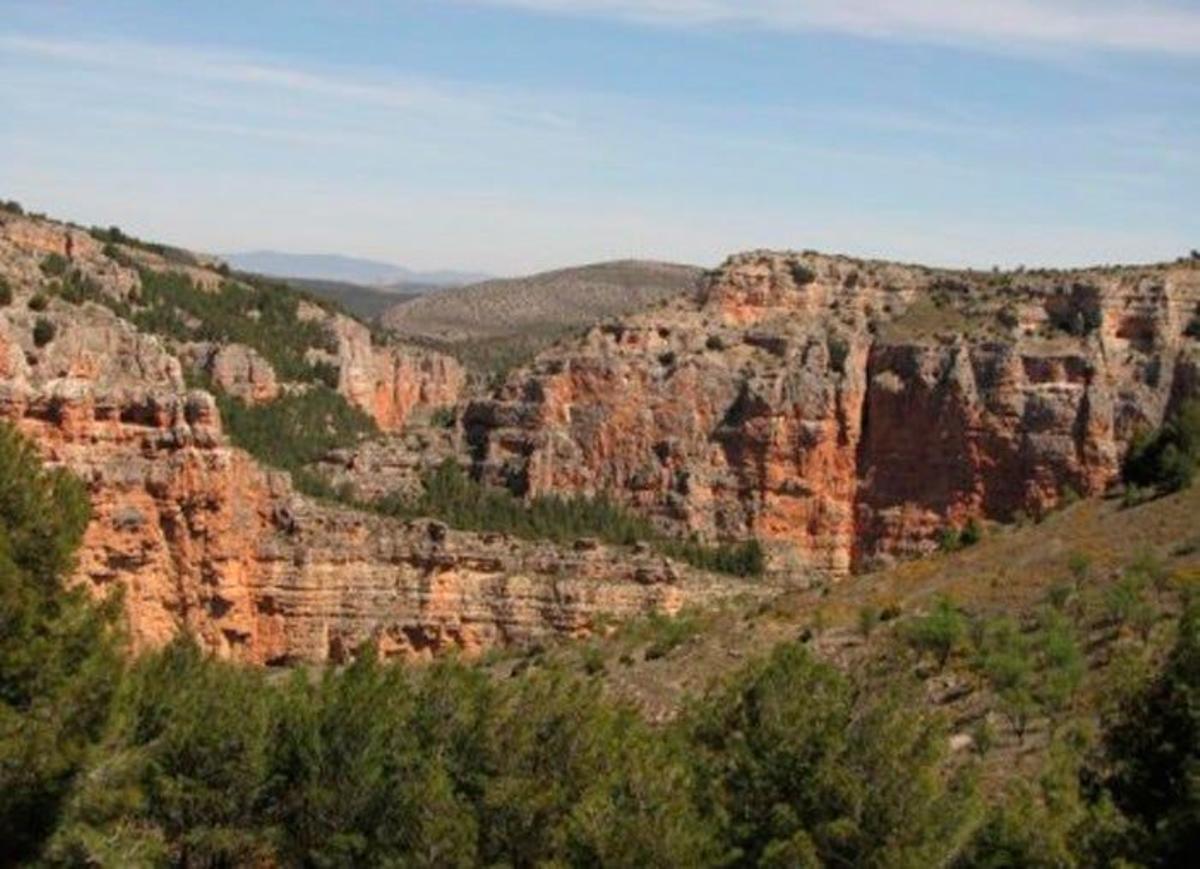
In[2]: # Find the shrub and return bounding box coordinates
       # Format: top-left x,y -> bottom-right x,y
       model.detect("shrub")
0,277 -> 11,307
1100,597 -> 1200,865
790,262 -> 816,286
905,596 -> 967,669
826,335 -> 850,373
128,268 -> 342,385
32,317 -> 56,347
27,293 -> 48,311
51,268 -> 104,305
430,405 -> 457,429
687,644 -> 978,867
40,252 -> 69,277
217,387 -> 378,478
939,526 -> 962,552
858,603 -> 881,638
960,517 -> 983,546
0,424 -> 120,863
1122,400 -> 1200,494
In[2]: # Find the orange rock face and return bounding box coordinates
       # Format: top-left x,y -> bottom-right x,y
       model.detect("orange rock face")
0,213 -> 735,662
329,313 -> 466,431
0,312 -> 741,662
468,252 -> 1200,577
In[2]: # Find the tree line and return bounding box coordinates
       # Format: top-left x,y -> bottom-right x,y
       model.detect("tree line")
3,422 -> 1198,866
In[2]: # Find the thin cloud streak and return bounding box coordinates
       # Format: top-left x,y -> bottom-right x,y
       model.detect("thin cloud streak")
469,0 -> 1200,55
0,34 -> 571,130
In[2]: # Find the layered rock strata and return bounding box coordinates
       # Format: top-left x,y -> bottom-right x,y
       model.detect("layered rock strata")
0,213 -> 737,661
467,252 -> 1200,575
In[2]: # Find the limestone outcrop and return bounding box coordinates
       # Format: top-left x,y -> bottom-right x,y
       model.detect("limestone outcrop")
0,210 -> 739,662
467,251 -> 1200,575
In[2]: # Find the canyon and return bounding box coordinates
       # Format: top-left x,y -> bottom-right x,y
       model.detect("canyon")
0,211 -> 744,662
2,207 -> 1198,661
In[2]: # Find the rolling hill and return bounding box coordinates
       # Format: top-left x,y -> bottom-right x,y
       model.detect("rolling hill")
380,259 -> 704,372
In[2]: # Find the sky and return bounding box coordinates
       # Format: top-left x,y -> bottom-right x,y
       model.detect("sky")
1,0 -> 1198,275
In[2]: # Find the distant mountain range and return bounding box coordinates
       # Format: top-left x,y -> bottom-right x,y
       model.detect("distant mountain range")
222,250 -> 490,288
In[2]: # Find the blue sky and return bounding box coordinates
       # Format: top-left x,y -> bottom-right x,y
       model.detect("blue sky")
1,1 -> 1197,275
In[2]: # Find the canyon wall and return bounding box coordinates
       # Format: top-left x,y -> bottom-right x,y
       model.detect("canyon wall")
467,252 -> 1200,575
0,212 -> 738,662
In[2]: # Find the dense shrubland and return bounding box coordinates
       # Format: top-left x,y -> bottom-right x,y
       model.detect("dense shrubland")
1,423 -> 1199,866
374,459 -> 766,577
132,268 -> 340,383
43,247 -> 345,387
215,388 -> 378,498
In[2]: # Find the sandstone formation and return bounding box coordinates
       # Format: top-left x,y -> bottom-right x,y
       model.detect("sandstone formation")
0,210 -> 464,432
182,342 -> 281,403
467,251 -> 1200,576
325,312 -> 466,431
0,210 -> 742,662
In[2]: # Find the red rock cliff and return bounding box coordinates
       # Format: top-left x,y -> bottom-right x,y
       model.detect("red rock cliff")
467,252 -> 1200,576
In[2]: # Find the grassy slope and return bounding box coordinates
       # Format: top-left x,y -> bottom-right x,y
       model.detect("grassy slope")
491,485 -> 1200,789
277,276 -> 426,321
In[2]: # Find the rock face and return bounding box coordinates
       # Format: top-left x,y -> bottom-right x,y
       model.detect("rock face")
468,252 -> 1200,576
327,313 -> 466,431
0,210 -> 464,433
0,305 -> 742,662
182,342 -> 281,403
0,211 -> 740,662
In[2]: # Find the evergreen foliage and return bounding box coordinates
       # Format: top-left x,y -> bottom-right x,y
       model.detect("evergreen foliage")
1123,400 -> 1200,495
215,387 -> 378,496
374,459 -> 766,577
132,268 -> 339,383
0,424 -> 121,864
32,317 -> 56,347
4,426 -> 1199,866
1102,595 -> 1200,865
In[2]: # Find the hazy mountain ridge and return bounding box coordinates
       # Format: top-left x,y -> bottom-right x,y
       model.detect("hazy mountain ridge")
223,249 -> 489,287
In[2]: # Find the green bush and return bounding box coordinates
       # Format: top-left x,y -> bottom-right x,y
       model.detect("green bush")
686,644 -> 978,866
130,268 -> 338,384
48,267 -> 106,306
0,277 -> 11,307
905,595 -> 967,669
27,293 -> 48,312
216,387 -> 378,483
32,317 -> 56,347
1100,596 -> 1200,866
40,252 -> 69,277
0,424 -> 121,864
1123,400 -> 1200,494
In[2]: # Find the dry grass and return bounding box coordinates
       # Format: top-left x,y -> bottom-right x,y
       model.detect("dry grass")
492,486 -> 1200,743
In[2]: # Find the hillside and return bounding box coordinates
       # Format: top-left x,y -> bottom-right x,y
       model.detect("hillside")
381,259 -> 705,372
276,275 -> 425,321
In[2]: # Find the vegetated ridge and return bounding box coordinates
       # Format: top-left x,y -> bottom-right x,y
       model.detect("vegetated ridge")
381,259 -> 705,372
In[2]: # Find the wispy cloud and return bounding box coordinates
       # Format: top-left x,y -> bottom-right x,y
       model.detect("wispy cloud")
469,0 -> 1200,55
0,34 -> 570,129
